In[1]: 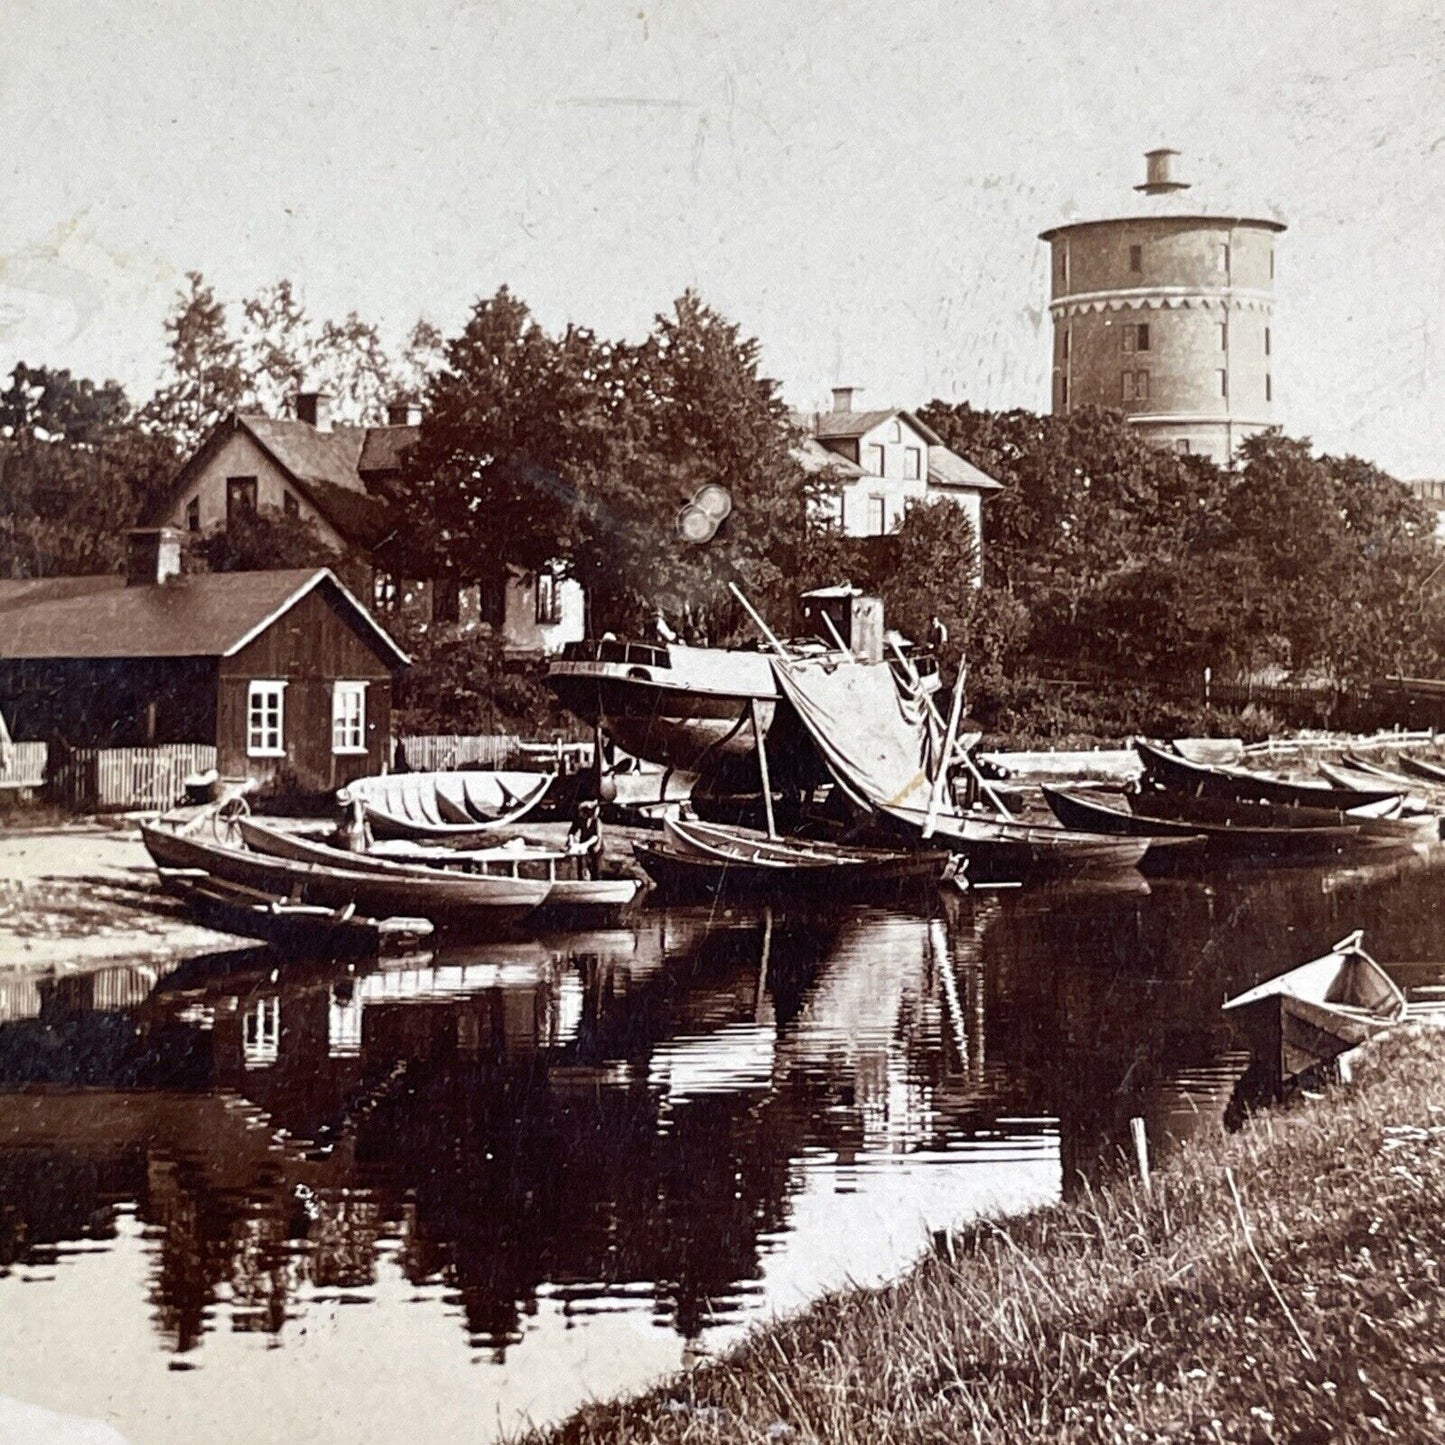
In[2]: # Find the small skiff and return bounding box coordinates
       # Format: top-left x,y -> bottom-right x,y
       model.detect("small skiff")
339,770 -> 556,841
1223,930 -> 1407,1090
1135,739 -> 1399,811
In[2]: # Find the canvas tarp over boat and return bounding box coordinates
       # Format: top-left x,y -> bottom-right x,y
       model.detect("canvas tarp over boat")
771,656 -> 945,815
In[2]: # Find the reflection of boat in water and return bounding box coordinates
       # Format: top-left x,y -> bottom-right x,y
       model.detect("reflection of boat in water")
1223,930 -> 1407,1093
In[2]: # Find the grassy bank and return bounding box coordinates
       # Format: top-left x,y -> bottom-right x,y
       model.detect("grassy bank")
525,1027 -> 1445,1444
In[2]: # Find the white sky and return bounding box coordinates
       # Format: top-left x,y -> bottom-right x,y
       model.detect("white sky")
2,0 -> 1443,476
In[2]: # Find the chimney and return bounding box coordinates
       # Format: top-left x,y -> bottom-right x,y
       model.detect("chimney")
125,527 -> 183,588
386,399 -> 422,427
295,390 -> 333,431
831,386 -> 857,414
1136,148 -> 1191,196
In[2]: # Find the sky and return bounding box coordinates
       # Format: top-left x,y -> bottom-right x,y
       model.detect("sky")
2,0 -> 1443,477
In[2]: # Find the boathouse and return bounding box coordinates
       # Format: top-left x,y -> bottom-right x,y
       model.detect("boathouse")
0,528 -> 409,795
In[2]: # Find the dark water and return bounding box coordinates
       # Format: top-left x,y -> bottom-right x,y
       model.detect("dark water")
3,849 -> 1445,1443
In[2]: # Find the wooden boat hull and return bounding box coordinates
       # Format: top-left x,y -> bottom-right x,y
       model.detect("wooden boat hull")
632,841 -> 947,899
342,770 -> 555,840
141,825 -> 549,927
1395,753 -> 1445,785
158,869 -> 431,956
664,816 -> 911,869
1224,932 -> 1407,1091
238,818 -> 642,912
1135,739 -> 1399,810
1127,790 -> 1361,856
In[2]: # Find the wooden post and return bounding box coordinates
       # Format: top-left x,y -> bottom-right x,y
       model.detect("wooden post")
1130,1116 -> 1151,1195
728,582 -> 791,659
751,698 -> 777,839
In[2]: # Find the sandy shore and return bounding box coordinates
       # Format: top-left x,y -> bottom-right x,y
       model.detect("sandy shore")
0,822 -> 238,972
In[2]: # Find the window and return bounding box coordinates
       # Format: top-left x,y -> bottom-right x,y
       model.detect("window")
865,443 -> 885,476
902,446 -> 921,480
535,572 -> 562,626
243,997 -> 280,1070
1217,243 -> 1231,275
1059,243 -> 1070,286
1265,326 -> 1271,357
226,475 -> 257,525
1266,374 -> 1273,402
1129,243 -> 1142,273
332,681 -> 367,754
1219,322 -> 1229,351
868,496 -> 886,535
185,496 -> 200,532
886,420 -> 902,443
1123,323 -> 1150,353
372,571 -> 398,615
1175,439 -> 1192,455
1269,248 -> 1275,280
283,490 -> 300,518
1061,326 -> 1071,360
247,681 -> 286,757
1219,369 -> 1229,399
1060,375 -> 1069,408
1122,370 -> 1150,402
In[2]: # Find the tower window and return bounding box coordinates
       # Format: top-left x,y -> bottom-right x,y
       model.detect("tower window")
1219,322 -> 1229,351
1121,370 -> 1150,402
1061,326 -> 1071,360
1265,326 -> 1271,356
1175,439 -> 1192,455
1219,370 -> 1229,399
1217,243 -> 1231,274
1266,375 -> 1273,402
1269,249 -> 1275,280
1123,323 -> 1150,353
1129,244 -> 1143,273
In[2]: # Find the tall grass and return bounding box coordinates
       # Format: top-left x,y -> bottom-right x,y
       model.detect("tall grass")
520,1027 -> 1445,1444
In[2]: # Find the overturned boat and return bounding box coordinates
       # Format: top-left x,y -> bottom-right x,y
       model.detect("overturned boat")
339,769 -> 555,840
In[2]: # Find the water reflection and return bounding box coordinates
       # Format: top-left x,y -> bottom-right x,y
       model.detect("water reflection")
3,849 -> 1445,1442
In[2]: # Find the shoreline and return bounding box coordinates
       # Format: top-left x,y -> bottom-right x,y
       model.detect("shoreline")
520,1026 -> 1445,1445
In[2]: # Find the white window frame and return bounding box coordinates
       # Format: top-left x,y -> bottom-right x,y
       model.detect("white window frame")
247,680 -> 287,758
902,446 -> 921,481
865,443 -> 885,477
868,495 -> 887,535
332,680 -> 369,756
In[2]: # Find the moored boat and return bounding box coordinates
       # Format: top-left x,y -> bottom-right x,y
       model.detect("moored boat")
158,867 -> 432,955
237,818 -> 640,910
141,823 -> 551,928
1135,739 -> 1400,811
1128,786 -> 1425,845
1223,930 -> 1407,1091
1394,753 -> 1445,786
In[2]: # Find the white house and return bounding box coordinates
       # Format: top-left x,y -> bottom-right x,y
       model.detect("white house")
800,388 -> 1003,545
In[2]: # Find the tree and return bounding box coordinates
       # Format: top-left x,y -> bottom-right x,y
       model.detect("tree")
239,278 -> 314,417
186,505 -> 349,575
144,272 -> 247,449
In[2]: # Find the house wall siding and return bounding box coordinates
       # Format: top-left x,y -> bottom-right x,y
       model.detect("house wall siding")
217,585 -> 396,791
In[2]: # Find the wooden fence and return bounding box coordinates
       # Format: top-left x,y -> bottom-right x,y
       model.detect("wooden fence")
394,733 -> 522,772
46,744 -> 218,813
0,741 -> 47,791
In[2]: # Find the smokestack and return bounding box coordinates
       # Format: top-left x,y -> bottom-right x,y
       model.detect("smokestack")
831,387 -> 857,414
125,527 -> 183,588
295,391 -> 333,431
1136,148 -> 1190,196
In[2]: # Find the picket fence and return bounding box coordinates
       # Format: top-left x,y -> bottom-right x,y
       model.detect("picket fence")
45,745 -> 219,813
395,733 -> 521,772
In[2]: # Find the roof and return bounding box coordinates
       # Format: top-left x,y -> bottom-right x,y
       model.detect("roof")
811,408 -> 945,446
794,435 -> 865,480
1039,175 -> 1286,243
926,445 -> 1005,493
145,414 -> 417,552
0,568 -> 410,666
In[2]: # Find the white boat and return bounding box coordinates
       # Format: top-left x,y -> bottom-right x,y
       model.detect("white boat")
339,770 -> 555,839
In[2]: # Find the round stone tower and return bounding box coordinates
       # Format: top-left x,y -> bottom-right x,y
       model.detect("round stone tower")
1040,149 -> 1286,464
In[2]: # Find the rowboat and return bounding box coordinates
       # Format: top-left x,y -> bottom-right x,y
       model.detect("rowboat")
634,818 -> 947,898
880,804 -> 1148,882
237,818 -> 639,910
1129,787 -> 1427,846
158,867 -> 432,955
1135,739 -> 1400,811
339,770 -> 556,841
141,824 -> 551,928
1394,753 -> 1445,786
1223,930 -> 1407,1091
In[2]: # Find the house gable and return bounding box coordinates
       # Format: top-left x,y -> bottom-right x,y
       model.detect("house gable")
152,422 -> 352,553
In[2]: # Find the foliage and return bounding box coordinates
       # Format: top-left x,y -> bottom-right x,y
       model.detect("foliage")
184,505 -> 350,576
142,272 -> 248,450
402,288 -> 817,639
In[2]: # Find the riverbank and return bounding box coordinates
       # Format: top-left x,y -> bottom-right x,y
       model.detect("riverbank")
526,1025 -> 1445,1444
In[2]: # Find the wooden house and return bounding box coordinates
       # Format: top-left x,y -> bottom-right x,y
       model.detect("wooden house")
0,529 -> 409,794
143,392 -> 585,656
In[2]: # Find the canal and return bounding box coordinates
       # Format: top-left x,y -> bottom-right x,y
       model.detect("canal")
2,847 -> 1443,1443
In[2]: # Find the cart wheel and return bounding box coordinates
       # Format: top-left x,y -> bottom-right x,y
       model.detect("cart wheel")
213,794 -> 251,844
